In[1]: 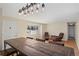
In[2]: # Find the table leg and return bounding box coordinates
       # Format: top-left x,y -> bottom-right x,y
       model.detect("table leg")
4,41 -> 6,51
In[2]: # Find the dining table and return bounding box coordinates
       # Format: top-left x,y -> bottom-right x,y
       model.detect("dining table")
4,37 -> 75,56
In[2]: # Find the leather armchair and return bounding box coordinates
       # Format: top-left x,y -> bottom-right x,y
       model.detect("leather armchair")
44,32 -> 49,40
48,33 -> 64,46
51,33 -> 64,41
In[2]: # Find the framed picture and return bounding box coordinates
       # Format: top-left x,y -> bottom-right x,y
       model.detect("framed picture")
27,25 -> 38,30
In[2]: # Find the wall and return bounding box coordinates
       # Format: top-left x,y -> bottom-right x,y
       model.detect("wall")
2,19 -> 29,49
17,20 -> 27,37
47,21 -> 68,41
45,20 -> 79,49
0,8 -> 2,50
2,16 -> 79,49
41,24 -> 47,40
2,16 -> 44,39
75,22 -> 79,49
1,18 -> 26,49
1,16 -> 47,50
0,18 -> 2,50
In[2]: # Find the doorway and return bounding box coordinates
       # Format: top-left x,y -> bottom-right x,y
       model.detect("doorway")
68,22 -> 76,40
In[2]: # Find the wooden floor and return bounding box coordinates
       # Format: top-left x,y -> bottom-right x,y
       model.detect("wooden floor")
64,39 -> 79,56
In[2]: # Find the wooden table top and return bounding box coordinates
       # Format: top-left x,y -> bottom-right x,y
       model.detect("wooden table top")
4,37 -> 74,56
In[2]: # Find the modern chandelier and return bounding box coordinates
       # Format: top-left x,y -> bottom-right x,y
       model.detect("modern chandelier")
18,3 -> 45,15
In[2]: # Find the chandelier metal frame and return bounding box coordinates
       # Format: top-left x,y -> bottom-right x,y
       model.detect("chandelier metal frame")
18,3 -> 45,15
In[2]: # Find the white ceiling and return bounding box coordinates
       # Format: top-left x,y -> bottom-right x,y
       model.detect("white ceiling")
0,3 -> 79,23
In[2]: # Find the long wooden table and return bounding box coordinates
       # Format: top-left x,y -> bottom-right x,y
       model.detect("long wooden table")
4,37 -> 74,56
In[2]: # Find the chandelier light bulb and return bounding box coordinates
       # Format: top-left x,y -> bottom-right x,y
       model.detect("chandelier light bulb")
31,10 -> 33,14
18,11 -> 23,15
36,7 -> 39,13
42,3 -> 45,11
18,3 -> 45,15
31,12 -> 33,14
18,13 -> 21,15
36,10 -> 38,13
42,7 -> 44,11
27,3 -> 30,6
30,7 -> 33,10
34,4 -> 37,8
37,4 -> 40,8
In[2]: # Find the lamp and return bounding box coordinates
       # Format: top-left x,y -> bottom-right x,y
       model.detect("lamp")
18,3 -> 45,15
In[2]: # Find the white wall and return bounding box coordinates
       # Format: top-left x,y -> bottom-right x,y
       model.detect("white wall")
0,8 -> 2,16
1,16 -> 47,50
75,22 -> 79,49
0,19 -> 2,50
47,21 -> 68,41
0,8 -> 2,50
2,20 -> 18,49
41,24 -> 47,40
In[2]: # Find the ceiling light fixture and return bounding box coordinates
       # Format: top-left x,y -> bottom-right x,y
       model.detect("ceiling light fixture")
18,3 -> 45,15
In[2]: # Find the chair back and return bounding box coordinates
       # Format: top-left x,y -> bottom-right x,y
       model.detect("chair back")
44,32 -> 49,36
44,32 -> 49,40
59,33 -> 64,39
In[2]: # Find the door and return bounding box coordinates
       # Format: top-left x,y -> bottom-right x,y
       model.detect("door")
68,22 -> 75,40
